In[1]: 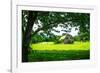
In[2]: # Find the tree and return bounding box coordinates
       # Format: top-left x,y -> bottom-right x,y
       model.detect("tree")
67,13 -> 90,40
22,10 -> 90,62
22,11 -> 38,62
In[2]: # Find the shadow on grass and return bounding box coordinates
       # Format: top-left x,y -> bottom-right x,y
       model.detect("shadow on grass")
28,50 -> 90,62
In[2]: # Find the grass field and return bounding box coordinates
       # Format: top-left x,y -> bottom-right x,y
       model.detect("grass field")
28,41 -> 90,62
30,42 -> 90,51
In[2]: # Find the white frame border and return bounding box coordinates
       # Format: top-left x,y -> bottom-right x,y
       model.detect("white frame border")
11,3 -> 97,73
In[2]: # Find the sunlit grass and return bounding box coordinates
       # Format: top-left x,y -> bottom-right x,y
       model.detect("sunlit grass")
30,41 -> 90,51
29,41 -> 90,62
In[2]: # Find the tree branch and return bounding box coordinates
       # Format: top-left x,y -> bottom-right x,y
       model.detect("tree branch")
32,22 -> 58,36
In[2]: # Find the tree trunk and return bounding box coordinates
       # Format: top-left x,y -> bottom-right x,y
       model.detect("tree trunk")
22,11 -> 38,62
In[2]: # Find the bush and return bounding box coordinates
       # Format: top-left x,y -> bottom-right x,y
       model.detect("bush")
74,36 -> 80,41
74,32 -> 89,42
54,40 -> 61,44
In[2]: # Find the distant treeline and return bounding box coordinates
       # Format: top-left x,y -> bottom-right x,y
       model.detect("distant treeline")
31,32 -> 89,44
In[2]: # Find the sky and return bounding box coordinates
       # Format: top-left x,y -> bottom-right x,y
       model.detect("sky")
51,26 -> 79,36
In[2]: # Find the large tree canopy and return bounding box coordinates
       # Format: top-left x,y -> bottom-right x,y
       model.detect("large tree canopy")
22,10 -> 90,62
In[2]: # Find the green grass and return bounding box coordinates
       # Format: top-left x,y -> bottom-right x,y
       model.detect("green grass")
30,42 -> 90,51
28,41 -> 90,62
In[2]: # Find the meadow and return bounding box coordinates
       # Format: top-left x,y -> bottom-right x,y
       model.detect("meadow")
28,41 -> 90,62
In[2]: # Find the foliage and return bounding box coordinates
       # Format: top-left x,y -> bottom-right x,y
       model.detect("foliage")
31,33 -> 59,43
74,35 -> 80,41
74,32 -> 90,41
78,32 -> 90,41
22,10 -> 90,42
